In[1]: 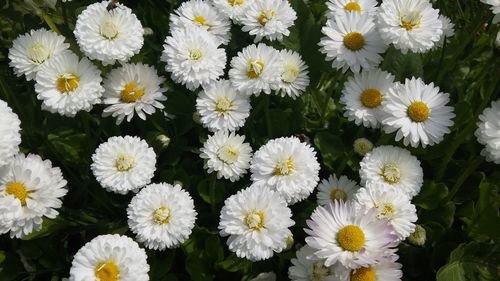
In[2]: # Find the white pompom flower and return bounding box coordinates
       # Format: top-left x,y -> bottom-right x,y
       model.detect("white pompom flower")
326,0 -> 379,18
8,28 -> 69,81
276,49 -> 310,99
0,100 -> 21,167
196,80 -> 251,132
74,0 -> 144,65
161,27 -> 226,91
69,234 -> 149,281
250,136 -> 320,205
127,183 -> 197,250
212,0 -> 255,22
0,153 -> 67,239
91,136 -> 156,195
102,63 -> 167,125
219,184 -> 295,261
200,131 -> 253,182
316,174 -> 360,206
475,100 -> 500,164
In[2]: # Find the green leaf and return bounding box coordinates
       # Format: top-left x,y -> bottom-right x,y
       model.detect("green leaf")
419,201 -> 456,229
414,182 -> 449,210
381,47 -> 424,81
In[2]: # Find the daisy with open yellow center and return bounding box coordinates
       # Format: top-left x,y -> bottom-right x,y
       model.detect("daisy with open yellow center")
337,225 -> 366,252
361,88 -> 382,108
120,82 -> 145,103
344,2 -> 362,12
56,73 -> 80,94
274,157 -> 294,176
244,209 -> 265,230
247,59 -> 265,79
153,206 -> 171,224
350,267 -> 376,281
407,101 -> 429,122
343,32 -> 365,51
193,15 -> 209,27
5,182 -> 30,206
95,261 -> 120,281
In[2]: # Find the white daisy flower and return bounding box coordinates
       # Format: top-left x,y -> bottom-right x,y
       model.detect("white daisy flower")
0,153 -> 67,238
250,136 -> 320,205
382,77 -> 455,148
359,145 -> 423,197
317,174 -> 360,206
229,43 -> 282,95
305,200 -> 398,269
319,11 -> 387,73
161,27 -> 226,91
91,136 -> 156,195
102,63 -> 167,125
34,52 -> 104,117
355,184 -> 417,240
326,0 -> 379,18
212,0 -> 254,22
170,0 -> 232,45
335,255 -> 403,281
0,100 -> 21,167
8,28 -> 69,81
240,0 -> 297,42
127,183 -> 197,250
475,100 -> 500,164
276,49 -> 310,99
200,131 -> 253,182
481,0 -> 500,23
195,80 -> 251,132
219,184 -> 295,261
288,245 -> 342,281
377,0 -> 443,54
340,69 -> 395,128
69,234 -> 149,281
435,15 -> 455,48
74,0 -> 144,65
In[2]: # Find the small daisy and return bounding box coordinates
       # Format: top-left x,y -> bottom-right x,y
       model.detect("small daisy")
340,69 -> 395,128
74,0 -> 144,65
276,49 -> 310,99
319,11 -> 387,73
326,0 -> 379,18
69,234 -> 149,281
250,136 -> 320,205
0,153 -> 67,238
170,0 -> 232,45
359,145 -> 423,197
335,255 -> 403,281
91,136 -> 156,195
377,0 -> 443,53
127,183 -> 197,250
317,174 -> 360,206
288,245 -> 341,281
382,77 -> 455,148
305,200 -> 398,269
8,28 -> 69,81
196,80 -> 251,132
161,27 -> 226,91
240,0 -> 297,42
481,0 -> 500,23
34,52 -> 104,117
355,184 -> 417,240
435,15 -> 455,48
0,100 -> 21,167
212,0 -> 254,22
102,63 -> 167,125
219,184 -> 295,261
475,100 -> 500,164
200,131 -> 253,182
229,43 -> 282,96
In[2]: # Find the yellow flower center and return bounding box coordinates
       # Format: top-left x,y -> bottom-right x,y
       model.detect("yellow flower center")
5,182 -> 29,206
153,206 -> 171,224
360,88 -> 382,108
377,203 -> 395,219
115,154 -> 135,172
28,43 -> 50,64
350,267 -> 376,281
100,21 -> 119,40
330,188 -> 348,201
217,145 -> 240,164
400,11 -> 421,30
227,0 -> 244,6
381,164 -> 401,184
282,64 -> 299,83
337,225 -> 366,252
56,73 -> 80,94
258,9 -> 276,26
95,261 -> 120,281
244,210 -> 265,230
120,82 -> 145,103
215,97 -> 232,113
343,32 -> 365,51
247,59 -> 265,79
312,262 -> 331,281
407,101 -> 429,122
274,157 -> 294,176
193,15 -> 208,26
344,2 -> 361,12
188,48 -> 203,61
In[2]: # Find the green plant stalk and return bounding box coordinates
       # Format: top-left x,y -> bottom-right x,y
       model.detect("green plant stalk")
42,12 -> 61,34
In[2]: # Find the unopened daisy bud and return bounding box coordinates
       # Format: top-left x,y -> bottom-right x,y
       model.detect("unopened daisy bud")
250,272 -> 276,281
353,138 -> 373,156
173,180 -> 183,187
192,112 -> 202,125
143,27 -> 154,36
285,235 -> 294,250
408,225 -> 426,246
156,134 -> 171,149
496,31 -> 500,49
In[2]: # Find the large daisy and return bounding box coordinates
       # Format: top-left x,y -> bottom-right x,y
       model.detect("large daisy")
316,174 -> 360,206
0,100 -> 21,167
475,100 -> 500,164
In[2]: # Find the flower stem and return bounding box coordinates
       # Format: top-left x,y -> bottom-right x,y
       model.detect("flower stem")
42,12 -> 61,34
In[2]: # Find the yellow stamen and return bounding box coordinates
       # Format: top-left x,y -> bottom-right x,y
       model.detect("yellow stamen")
56,73 -> 80,94
120,82 -> 145,103
344,2 -> 362,13
188,48 -> 203,61
337,225 -> 365,252
217,145 -> 240,164
274,157 -> 294,176
282,64 -> 299,83
407,101 -> 429,122
153,207 -> 171,224
247,59 -> 265,79
100,21 -> 119,40
193,15 -> 208,26
244,210 -> 265,230
95,261 -> 120,281
381,164 -> 401,184
400,11 -> 421,30
378,203 -> 395,219
350,267 -> 376,281
360,88 -> 382,108
330,188 -> 348,201
28,43 -> 50,64
214,97 -> 232,113
115,154 -> 135,172
343,32 -> 365,51
5,182 -> 29,206
227,0 -> 244,6
258,9 -> 276,26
